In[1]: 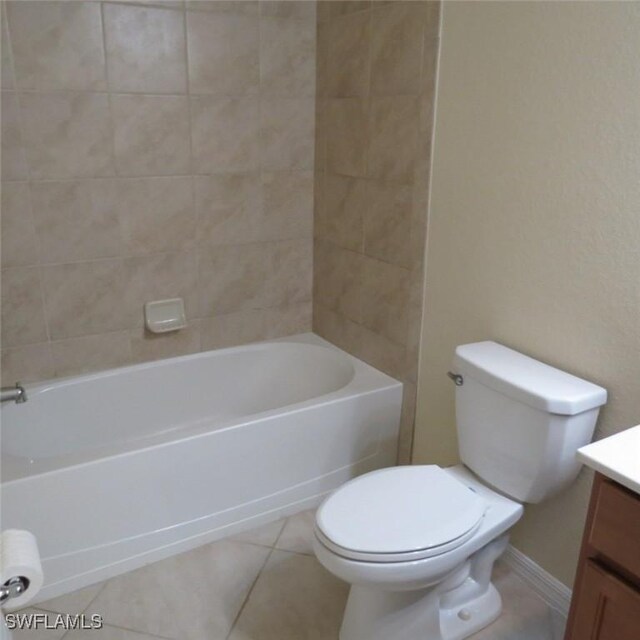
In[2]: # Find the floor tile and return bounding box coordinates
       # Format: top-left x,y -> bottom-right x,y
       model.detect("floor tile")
231,518 -> 285,547
16,519 -> 561,640
228,549 -> 349,640
275,509 -> 316,555
65,625 -> 167,640
86,539 -> 270,640
36,583 -> 104,615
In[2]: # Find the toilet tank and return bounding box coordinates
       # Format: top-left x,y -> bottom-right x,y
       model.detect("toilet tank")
454,342 -> 607,503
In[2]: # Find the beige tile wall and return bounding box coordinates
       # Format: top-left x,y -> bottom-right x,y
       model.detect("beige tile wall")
313,0 -> 440,462
1,0 -> 315,382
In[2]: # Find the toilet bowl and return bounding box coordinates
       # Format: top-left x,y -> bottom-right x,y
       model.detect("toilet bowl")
314,465 -> 522,640
314,341 -> 607,640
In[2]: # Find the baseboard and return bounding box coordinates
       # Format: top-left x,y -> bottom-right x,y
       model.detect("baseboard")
501,545 -> 572,618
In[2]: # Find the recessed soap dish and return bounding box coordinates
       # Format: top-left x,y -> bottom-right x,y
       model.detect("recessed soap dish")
144,298 -> 187,334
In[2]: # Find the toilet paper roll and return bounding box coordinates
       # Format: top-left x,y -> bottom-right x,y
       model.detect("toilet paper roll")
0,530 -> 43,610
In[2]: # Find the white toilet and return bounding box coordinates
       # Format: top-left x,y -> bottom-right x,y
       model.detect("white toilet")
313,341 -> 607,640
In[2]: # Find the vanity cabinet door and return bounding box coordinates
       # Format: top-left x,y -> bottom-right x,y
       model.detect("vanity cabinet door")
568,561 -> 640,640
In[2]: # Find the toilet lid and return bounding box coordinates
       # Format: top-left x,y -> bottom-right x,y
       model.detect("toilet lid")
316,466 -> 487,561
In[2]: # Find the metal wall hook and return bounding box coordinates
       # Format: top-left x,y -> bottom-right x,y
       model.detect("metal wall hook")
447,371 -> 464,386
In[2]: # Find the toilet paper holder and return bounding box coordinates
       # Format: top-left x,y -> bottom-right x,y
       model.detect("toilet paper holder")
0,576 -> 30,604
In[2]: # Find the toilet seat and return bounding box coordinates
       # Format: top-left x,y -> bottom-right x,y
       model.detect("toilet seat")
316,466 -> 487,563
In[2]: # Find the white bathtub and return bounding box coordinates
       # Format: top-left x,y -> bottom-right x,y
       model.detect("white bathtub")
0,333 -> 402,604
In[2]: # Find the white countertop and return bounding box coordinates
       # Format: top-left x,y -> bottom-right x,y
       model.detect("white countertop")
578,425 -> 640,495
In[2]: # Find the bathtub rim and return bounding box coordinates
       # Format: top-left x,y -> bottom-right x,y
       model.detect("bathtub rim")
1,333 -> 402,483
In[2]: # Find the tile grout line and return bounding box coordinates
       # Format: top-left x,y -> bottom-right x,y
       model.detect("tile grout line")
49,579 -> 177,640
57,578 -> 108,640
98,0 -> 135,367
41,515 -> 317,640
225,511 -> 322,638
3,2 -> 54,357
0,300 -> 312,356
224,515 -> 289,638
88,620 -> 176,640
180,1 -> 202,350
80,581 -> 108,615
224,545 -> 277,640
272,514 -> 289,549
1,237 -> 313,271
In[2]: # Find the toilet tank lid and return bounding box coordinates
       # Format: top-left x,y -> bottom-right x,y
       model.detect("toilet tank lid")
454,342 -> 607,416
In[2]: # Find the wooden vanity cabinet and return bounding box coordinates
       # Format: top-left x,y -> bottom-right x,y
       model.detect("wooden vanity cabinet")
565,473 -> 640,639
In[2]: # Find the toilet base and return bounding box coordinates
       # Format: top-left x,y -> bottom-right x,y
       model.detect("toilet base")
339,535 -> 509,640
439,583 -> 502,640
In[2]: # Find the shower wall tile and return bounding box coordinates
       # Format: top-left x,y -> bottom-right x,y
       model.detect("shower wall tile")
194,173 -> 264,246
360,255 -> 409,345
1,5 -> 15,90
104,3 -> 187,94
398,381 -> 417,464
111,94 -> 191,176
122,252 -> 199,328
1,0 -> 315,382
42,259 -> 128,340
269,239 -> 313,307
316,173 -> 365,252
315,21 -> 329,99
1,343 -> 54,384
198,243 -> 271,316
363,180 -> 412,268
313,170 -> 326,238
352,320 -> 406,380
20,92 -> 115,180
0,267 -> 48,347
30,180 -> 122,263
6,1 -> 106,91
185,1 -> 259,16
260,17 -> 315,97
51,331 -> 132,378
260,98 -> 315,170
261,171 -> 314,241
313,240 -> 362,323
1,92 -> 29,181
326,9 -> 370,98
265,302 -> 312,338
130,322 -> 202,364
329,1 -> 370,19
370,1 -> 424,96
0,182 -> 39,268
326,98 -> 368,177
117,1 -> 185,9
316,1 -> 331,24
116,177 -> 196,255
422,0 -> 441,40
187,11 -> 259,95
200,309 -> 266,350
260,1 -> 316,21
190,96 -> 261,172
313,1 -> 440,463
312,302 -> 360,353
368,95 -> 419,183
405,263 -> 428,383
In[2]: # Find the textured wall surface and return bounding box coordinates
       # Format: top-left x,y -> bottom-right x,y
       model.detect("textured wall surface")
1,0 -> 315,381
313,0 -> 440,462
415,1 -> 640,586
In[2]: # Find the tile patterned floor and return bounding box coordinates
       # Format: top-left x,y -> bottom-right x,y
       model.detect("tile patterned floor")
15,510 -> 564,640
